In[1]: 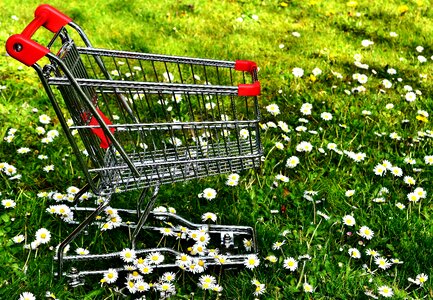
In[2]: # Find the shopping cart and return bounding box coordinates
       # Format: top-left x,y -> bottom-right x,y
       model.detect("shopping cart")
7,4 -> 262,287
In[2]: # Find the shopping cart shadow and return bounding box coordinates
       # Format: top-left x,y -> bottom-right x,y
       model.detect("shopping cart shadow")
6,4 -> 262,287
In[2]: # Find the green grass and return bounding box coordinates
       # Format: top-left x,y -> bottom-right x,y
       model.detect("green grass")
2,0 -> 433,299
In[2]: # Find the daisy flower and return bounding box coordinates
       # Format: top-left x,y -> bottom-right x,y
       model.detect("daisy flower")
418,55 -> 427,63
47,130 -> 59,139
102,268 -> 118,284
390,166 -> 403,177
389,132 -> 401,140
407,192 -> 420,203
35,228 -> 51,244
162,272 -> 176,282
342,215 -> 356,226
147,252 -> 164,265
199,188 -> 217,200
358,226 -> 374,240
391,258 -> 403,264
373,164 -> 386,176
157,282 -> 175,293
278,121 -> 290,132
135,280 -> 150,292
357,74 -> 368,84
327,143 -> 338,151
272,240 -> 286,250
414,187 -> 427,198
424,155 -> 433,165
266,103 -> 280,116
139,264 -> 154,275
416,273 -> 428,285
194,233 -> 210,245
160,227 -> 175,237
17,147 -> 31,154
303,282 -> 314,293
120,248 -> 136,263
125,280 -> 137,294
265,255 -> 277,263
395,202 -> 406,209
201,212 -> 217,222
19,292 -> 36,300
348,248 -> 361,259
43,165 -> 55,172
39,114 -> 51,124
296,141 -> 313,152
286,156 -> 300,168
243,238 -> 253,251
312,67 -> 322,76
405,91 -> 416,102
275,142 -> 284,150
292,67 -> 304,77
244,254 -> 260,269
13,234 -> 25,243
275,174 -> 289,182
403,176 -> 416,185
226,177 -> 238,186
361,39 -> 374,47
375,257 -> 392,270
382,79 -> 392,88
1,199 -> 16,208
67,186 -> 79,195
199,274 -> 216,286
239,129 -> 250,139
3,163 -> 17,176
283,257 -> 298,271
253,283 -> 266,296
366,249 -> 380,257
75,248 -> 89,255
377,285 -> 393,297
228,173 -> 240,182
296,125 -> 307,132
345,190 -> 355,197
320,112 -> 333,121
300,103 -> 312,115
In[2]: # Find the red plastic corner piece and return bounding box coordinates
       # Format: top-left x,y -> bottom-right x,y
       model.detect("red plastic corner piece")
234,60 -> 257,73
34,4 -> 72,34
6,34 -> 49,66
238,81 -> 261,97
88,108 -> 116,149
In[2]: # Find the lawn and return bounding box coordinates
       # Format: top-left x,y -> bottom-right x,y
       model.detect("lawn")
1,0 -> 433,299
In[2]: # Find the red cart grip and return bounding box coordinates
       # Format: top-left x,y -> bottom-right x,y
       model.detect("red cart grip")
6,4 -> 71,66
234,60 -> 257,73
238,82 -> 261,97
235,60 -> 261,96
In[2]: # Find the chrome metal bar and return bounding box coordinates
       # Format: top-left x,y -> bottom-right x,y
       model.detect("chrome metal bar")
57,198 -> 111,279
131,184 -> 160,248
77,47 -> 236,68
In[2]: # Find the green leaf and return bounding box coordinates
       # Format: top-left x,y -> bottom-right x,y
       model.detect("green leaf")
1,213 -> 10,223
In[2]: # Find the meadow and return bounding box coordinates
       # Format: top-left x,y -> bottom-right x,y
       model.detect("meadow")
1,0 -> 433,299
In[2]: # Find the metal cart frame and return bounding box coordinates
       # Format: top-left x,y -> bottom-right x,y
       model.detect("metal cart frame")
7,4 -> 262,286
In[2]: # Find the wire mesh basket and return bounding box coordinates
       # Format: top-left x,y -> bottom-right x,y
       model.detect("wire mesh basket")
6,4 -> 262,285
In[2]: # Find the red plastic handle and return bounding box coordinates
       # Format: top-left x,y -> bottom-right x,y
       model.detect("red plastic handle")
6,5 -> 71,66
235,60 -> 261,96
